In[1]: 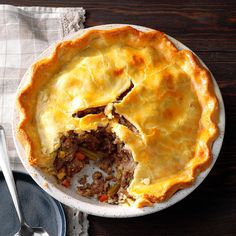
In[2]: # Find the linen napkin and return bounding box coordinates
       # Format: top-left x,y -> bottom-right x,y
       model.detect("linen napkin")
0,5 -> 88,236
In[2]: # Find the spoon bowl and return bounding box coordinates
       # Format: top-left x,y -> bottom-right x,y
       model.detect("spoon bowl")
14,223 -> 49,236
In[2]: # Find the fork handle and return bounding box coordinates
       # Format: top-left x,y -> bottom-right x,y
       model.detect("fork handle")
0,126 -> 25,224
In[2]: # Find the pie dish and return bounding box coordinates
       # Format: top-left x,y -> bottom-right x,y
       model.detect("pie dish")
16,25 -> 219,208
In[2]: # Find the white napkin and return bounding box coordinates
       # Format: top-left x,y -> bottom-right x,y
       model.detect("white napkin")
0,5 -> 88,236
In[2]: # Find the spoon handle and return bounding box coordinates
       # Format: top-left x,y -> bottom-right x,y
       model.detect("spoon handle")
0,125 -> 25,224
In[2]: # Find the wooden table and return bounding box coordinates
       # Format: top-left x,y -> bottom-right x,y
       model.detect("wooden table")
3,0 -> 236,235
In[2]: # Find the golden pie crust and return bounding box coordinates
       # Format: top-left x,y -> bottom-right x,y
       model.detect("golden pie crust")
17,26 -> 219,207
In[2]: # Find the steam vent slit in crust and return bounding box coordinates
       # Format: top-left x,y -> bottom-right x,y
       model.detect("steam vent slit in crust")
17,26 -> 219,208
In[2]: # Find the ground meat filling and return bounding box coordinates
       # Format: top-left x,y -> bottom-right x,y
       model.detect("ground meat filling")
53,127 -> 136,204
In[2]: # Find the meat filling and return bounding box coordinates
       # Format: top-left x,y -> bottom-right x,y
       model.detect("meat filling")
72,106 -> 105,118
117,115 -> 139,134
116,82 -> 134,102
53,127 -> 136,204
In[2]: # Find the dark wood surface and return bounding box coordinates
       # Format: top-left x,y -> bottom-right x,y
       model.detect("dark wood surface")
1,0 -> 236,235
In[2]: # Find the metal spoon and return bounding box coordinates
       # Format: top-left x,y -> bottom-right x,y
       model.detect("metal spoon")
0,125 -> 49,236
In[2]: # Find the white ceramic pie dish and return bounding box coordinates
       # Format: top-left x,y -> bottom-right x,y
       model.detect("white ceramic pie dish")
12,24 -> 225,218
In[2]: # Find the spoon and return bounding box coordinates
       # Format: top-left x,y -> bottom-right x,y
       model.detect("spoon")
0,125 -> 49,236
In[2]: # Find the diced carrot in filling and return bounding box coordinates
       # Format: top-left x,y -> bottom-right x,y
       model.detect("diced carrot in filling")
62,179 -> 71,188
99,194 -> 108,202
75,152 -> 85,160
